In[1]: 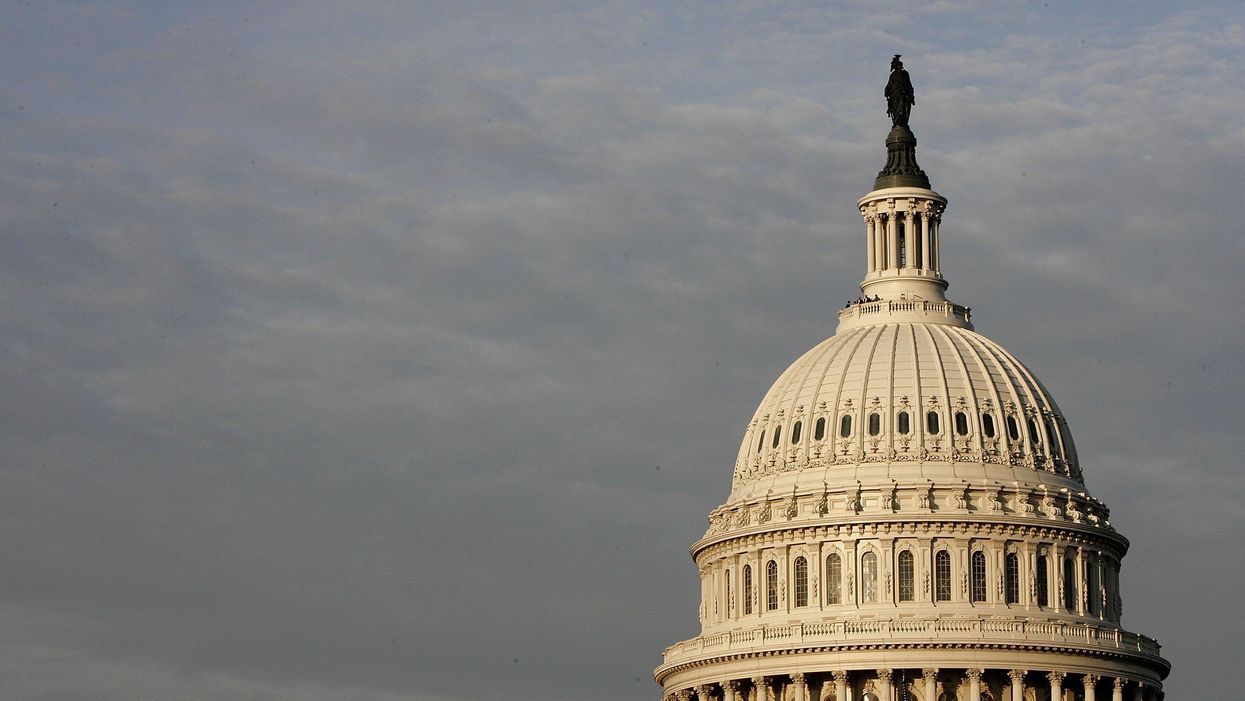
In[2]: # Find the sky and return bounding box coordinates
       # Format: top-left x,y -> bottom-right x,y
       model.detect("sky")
2,2 -> 1243,700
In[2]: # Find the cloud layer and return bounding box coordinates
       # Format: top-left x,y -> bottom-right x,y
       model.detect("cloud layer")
2,3 -> 1241,699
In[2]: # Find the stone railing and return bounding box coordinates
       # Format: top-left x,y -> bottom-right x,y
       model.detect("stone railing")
837,299 -> 971,324
660,617 -> 1162,668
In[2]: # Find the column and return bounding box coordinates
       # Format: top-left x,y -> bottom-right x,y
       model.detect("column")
930,215 -> 940,272
1048,671 -> 1065,701
1076,549 -> 1087,615
1132,683 -> 1145,701
1084,675 -> 1099,701
871,216 -> 881,273
754,677 -> 769,701
1008,670 -> 1026,701
877,669 -> 892,701
834,671 -> 849,701
904,209 -> 916,270
920,209 -> 930,271
724,680 -> 740,701
1112,678 -> 1124,701
793,673 -> 808,701
677,690 -> 693,701
922,669 -> 938,701
697,685 -> 714,701
966,669 -> 983,701
887,211 -> 899,270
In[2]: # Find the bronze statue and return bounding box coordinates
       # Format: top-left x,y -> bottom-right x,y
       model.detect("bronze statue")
885,54 -> 915,127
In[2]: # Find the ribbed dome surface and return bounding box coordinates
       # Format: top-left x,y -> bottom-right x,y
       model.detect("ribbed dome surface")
731,322 -> 1080,496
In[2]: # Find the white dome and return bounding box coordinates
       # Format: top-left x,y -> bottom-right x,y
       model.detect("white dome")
730,319 -> 1082,501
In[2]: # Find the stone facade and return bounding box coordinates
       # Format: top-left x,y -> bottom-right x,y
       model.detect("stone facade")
655,73 -> 1169,701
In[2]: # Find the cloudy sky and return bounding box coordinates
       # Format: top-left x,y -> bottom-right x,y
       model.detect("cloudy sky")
3,2 -> 1242,699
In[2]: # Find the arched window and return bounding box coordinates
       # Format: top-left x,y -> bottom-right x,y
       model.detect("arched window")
982,413 -> 996,438
791,421 -> 802,444
743,565 -> 753,614
725,569 -> 732,617
757,431 -> 765,453
955,411 -> 970,436
772,425 -> 782,449
1006,415 -> 1020,441
766,560 -> 778,611
825,553 -> 842,605
839,415 -> 852,438
1005,552 -> 1020,604
898,550 -> 915,602
897,411 -> 910,434
926,411 -> 940,434
935,550 -> 952,601
1036,554 -> 1049,607
794,556 -> 808,607
814,417 -> 826,441
971,551 -> 987,602
861,552 -> 878,603
868,412 -> 881,436
1045,419 -> 1060,457
1063,556 -> 1077,611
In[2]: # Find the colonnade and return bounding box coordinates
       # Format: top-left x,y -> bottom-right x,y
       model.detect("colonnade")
863,204 -> 942,276
666,668 -> 1161,701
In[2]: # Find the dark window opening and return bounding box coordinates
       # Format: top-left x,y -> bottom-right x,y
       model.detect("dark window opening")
897,411 -> 910,434
791,421 -> 802,444
1006,416 -> 1020,441
868,413 -> 881,436
772,425 -> 782,449
954,411 -> 969,436
926,411 -> 940,434
982,414 -> 996,438
839,415 -> 852,438
814,418 -> 826,441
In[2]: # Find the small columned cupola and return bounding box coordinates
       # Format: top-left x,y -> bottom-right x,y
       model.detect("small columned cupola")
853,56 -> 953,311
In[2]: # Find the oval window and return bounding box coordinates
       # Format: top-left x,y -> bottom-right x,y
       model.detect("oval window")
839,415 -> 852,438
772,424 -> 783,449
868,413 -> 881,436
926,411 -> 940,434
814,417 -> 826,441
1006,416 -> 1020,440
897,411 -> 910,435
791,421 -> 802,444
954,411 -> 969,436
982,414 -> 996,438
757,431 -> 766,453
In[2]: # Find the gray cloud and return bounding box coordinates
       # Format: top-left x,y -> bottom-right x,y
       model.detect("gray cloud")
0,3 -> 1240,699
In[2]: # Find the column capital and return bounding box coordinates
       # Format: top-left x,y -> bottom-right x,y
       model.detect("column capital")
922,669 -> 939,682
1008,670 -> 1027,684
677,690 -> 694,701
833,671 -> 849,684
697,684 -> 714,701
753,676 -> 768,686
877,669 -> 892,681
1084,675 -> 1100,687
1048,672 -> 1065,684
792,673 -> 807,684
966,669 -> 983,682
1112,678 -> 1125,692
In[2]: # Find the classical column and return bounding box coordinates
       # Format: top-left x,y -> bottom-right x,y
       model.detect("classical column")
792,673 -> 808,701
724,680 -> 740,701
922,669 -> 938,701
833,671 -> 849,701
1112,678 -> 1124,701
754,677 -> 769,701
1132,682 -> 1145,701
877,669 -> 892,701
1008,670 -> 1026,701
904,210 -> 916,269
887,210 -> 899,269
1084,675 -> 1099,701
1048,671 -> 1065,701
871,216 -> 881,273
966,669 -> 983,701
1076,548 -> 1088,615
697,685 -> 714,701
677,690 -> 693,701
919,209 -> 931,271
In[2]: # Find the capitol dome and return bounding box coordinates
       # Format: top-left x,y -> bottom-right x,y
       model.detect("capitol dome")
656,59 -> 1169,701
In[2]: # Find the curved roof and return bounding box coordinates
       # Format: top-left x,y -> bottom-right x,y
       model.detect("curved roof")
730,321 -> 1081,499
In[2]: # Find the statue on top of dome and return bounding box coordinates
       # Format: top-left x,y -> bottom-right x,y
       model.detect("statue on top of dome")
886,55 -> 915,127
